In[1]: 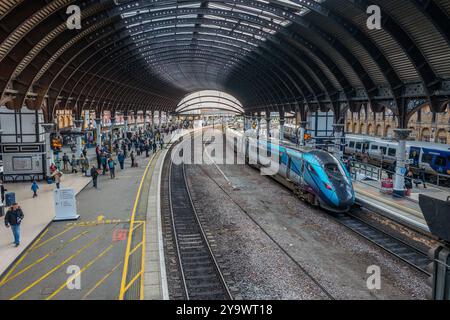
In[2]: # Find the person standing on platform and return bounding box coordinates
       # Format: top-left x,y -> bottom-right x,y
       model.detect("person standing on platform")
4,203 -> 24,247
62,153 -> 69,172
95,145 -> 101,169
31,180 -> 39,198
100,153 -> 107,175
53,170 -> 62,189
118,151 -> 125,170
90,165 -> 99,189
130,151 -> 135,167
108,157 -> 116,179
71,154 -> 78,173
0,183 -> 7,217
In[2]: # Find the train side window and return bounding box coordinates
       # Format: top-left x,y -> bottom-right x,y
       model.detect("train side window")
370,145 -> 379,150
349,141 -> 355,148
380,147 -> 387,155
388,148 -> 396,157
422,154 -> 433,164
355,142 -> 362,150
435,156 -> 446,167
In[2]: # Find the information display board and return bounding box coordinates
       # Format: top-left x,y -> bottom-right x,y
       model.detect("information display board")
53,188 -> 79,221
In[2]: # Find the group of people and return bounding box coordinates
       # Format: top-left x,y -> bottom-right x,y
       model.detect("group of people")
2,123 -> 184,248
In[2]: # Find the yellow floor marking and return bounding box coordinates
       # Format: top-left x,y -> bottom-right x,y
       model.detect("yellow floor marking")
1,231 -> 91,286
9,228 -> 112,300
81,261 -> 123,300
140,221 -> 146,300
129,241 -> 143,256
123,270 -> 143,293
119,152 -> 159,300
30,226 -> 75,252
46,244 -> 114,300
0,228 -> 49,285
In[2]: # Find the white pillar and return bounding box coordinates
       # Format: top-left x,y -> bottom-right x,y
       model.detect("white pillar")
256,115 -> 261,138
298,121 -> 308,146
333,124 -> 345,160
393,129 -> 411,197
279,117 -> 285,141
265,115 -> 271,138
158,111 -> 162,127
124,117 -> 128,136
41,123 -> 55,178
74,120 -> 83,157
95,118 -> 102,147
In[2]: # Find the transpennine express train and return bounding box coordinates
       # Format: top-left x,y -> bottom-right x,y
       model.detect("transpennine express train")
228,130 -> 355,212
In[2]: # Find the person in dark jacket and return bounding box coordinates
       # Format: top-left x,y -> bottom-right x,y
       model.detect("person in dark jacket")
90,165 -> 99,189
118,151 -> 125,170
130,151 -> 135,167
0,183 -> 7,217
5,203 -> 24,247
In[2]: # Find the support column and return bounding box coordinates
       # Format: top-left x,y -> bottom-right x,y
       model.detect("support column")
74,119 -> 83,157
41,123 -> 55,178
95,118 -> 102,147
393,129 -> 411,198
158,111 -> 162,127
298,121 -> 308,146
151,111 -> 155,128
332,124 -> 345,160
256,112 -> 261,139
123,112 -> 129,137
110,115 -> 116,145
279,111 -> 285,141
265,113 -> 271,138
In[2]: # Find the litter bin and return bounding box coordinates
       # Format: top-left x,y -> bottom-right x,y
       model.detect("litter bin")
5,192 -> 15,207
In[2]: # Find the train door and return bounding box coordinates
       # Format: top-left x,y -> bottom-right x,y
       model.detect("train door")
409,146 -> 421,167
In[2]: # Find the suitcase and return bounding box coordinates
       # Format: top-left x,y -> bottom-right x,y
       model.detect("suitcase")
132,162 -> 139,168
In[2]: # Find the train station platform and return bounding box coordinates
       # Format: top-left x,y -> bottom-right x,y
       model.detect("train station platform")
0,147 -> 98,275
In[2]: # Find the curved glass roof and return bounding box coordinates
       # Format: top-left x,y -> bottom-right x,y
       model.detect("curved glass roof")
176,90 -> 244,114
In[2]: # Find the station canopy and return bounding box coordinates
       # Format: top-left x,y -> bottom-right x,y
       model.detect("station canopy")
176,90 -> 244,115
0,0 -> 449,126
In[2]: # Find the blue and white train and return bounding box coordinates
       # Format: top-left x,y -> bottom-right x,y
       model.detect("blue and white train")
229,131 -> 355,212
344,134 -> 450,180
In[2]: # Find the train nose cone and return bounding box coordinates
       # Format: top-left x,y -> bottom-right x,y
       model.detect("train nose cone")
335,183 -> 355,209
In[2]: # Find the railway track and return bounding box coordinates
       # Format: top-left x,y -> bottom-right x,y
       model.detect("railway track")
168,157 -> 232,300
331,210 -> 432,275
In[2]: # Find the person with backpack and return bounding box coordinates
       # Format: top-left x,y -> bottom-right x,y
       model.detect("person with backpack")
4,203 -> 24,247
90,165 -> 99,189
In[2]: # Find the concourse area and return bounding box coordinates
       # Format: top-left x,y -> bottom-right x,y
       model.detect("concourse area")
0,0 -> 450,307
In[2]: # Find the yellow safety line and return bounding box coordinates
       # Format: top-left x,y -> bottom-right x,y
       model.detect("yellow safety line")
140,221 -> 146,300
81,261 -> 123,300
123,271 -> 143,293
0,228 -> 49,285
355,187 -> 423,217
30,226 -> 75,252
129,241 -> 144,256
9,229 -> 110,300
46,244 -> 114,300
1,230 -> 90,286
119,152 -> 158,300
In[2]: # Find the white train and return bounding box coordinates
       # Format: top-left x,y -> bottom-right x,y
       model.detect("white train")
344,134 -> 450,184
